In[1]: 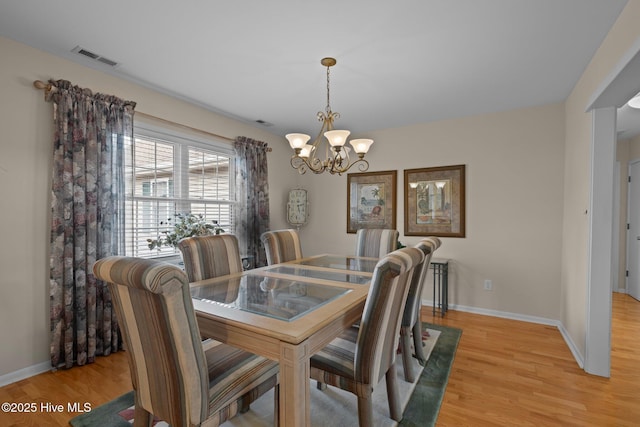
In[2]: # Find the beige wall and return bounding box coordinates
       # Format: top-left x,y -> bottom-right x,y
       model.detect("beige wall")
297,103 -> 566,319
562,0 -> 640,357
630,134 -> 640,159
0,36 -> 295,377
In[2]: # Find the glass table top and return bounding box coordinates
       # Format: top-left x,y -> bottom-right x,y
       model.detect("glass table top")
293,255 -> 379,273
265,265 -> 371,285
191,273 -> 350,322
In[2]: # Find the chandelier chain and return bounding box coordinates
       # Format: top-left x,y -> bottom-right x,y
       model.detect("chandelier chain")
326,64 -> 331,115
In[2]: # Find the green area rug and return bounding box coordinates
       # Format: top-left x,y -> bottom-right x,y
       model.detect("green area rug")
70,323 -> 460,427
401,323 -> 461,427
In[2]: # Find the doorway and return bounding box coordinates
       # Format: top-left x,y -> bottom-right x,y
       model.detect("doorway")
586,36 -> 640,377
628,159 -> 640,301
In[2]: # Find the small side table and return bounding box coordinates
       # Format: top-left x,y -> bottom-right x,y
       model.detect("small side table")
430,258 -> 449,317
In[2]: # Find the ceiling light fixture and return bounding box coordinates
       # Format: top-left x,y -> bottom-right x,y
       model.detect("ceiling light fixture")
628,92 -> 640,109
286,58 -> 373,175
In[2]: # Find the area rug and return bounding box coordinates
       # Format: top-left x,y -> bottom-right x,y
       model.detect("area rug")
69,324 -> 460,427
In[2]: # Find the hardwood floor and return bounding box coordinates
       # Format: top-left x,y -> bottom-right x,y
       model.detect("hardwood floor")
1,293 -> 638,426
0,350 -> 131,427
430,292 -> 640,426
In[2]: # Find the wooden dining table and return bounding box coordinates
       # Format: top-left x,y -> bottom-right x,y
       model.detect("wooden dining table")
190,254 -> 379,427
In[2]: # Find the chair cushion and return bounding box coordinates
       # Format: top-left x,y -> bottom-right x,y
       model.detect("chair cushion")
310,327 -> 365,395
205,340 -> 279,414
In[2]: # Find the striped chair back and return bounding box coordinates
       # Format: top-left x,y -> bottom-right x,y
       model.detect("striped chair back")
399,236 -> 441,381
403,237 -> 439,328
355,228 -> 399,258
423,236 -> 442,252
260,229 -> 303,265
178,234 -> 243,282
355,247 -> 424,385
92,257 -> 209,427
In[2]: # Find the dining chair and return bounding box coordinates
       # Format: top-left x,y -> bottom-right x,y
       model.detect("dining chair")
354,228 -> 399,258
93,256 -> 279,427
309,247 -> 424,426
399,236 -> 441,382
177,234 -> 244,282
260,229 -> 303,265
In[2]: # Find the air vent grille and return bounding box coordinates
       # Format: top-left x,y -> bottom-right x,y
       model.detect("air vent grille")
255,119 -> 273,127
71,46 -> 119,68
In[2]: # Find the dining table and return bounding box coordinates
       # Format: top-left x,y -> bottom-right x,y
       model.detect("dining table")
190,254 -> 379,427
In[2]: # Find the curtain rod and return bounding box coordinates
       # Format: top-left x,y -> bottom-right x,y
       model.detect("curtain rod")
33,80 -> 272,151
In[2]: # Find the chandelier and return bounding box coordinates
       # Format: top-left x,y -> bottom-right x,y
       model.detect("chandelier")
286,57 -> 374,175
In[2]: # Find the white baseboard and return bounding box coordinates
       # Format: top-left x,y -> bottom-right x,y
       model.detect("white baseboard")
423,299 -> 585,368
0,360 -> 51,387
557,322 -> 585,368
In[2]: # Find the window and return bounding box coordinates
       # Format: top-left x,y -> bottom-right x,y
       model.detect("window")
124,122 -> 234,258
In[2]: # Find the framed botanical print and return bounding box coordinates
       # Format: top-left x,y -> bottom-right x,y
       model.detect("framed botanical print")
404,164 -> 466,237
347,170 -> 397,233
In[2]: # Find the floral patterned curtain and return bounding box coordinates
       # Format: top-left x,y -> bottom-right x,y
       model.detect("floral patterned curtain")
234,137 -> 270,268
46,79 -> 136,369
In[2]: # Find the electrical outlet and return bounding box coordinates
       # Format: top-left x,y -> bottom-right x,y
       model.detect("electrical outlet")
484,279 -> 493,290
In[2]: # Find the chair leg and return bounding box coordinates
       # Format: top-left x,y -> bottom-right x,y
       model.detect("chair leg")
386,368 -> 402,421
400,326 -> 416,382
239,390 -> 252,413
239,401 -> 251,413
357,395 -> 373,427
133,404 -> 153,427
273,384 -> 280,426
412,319 -> 427,365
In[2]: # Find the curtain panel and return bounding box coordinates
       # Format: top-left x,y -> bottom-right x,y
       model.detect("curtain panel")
234,137 -> 270,268
46,79 -> 136,369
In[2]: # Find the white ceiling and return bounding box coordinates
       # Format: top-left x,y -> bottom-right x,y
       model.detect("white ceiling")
2,0 -> 639,139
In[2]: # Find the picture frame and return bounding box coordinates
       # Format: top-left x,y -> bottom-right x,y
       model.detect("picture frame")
347,170 -> 397,233
404,164 -> 466,237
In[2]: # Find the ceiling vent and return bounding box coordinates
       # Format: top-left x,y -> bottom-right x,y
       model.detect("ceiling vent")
255,119 -> 273,127
71,46 -> 119,67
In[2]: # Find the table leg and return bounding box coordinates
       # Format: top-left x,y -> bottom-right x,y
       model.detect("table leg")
442,265 -> 448,315
432,266 -> 437,316
431,263 -> 449,317
278,341 -> 311,426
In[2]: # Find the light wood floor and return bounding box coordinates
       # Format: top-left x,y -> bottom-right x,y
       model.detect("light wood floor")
1,293 -> 638,426
430,292 -> 640,426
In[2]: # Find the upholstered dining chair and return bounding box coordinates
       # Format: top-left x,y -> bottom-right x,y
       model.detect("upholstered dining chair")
260,229 -> 303,265
309,247 -> 424,426
399,237 -> 441,382
177,234 -> 244,282
354,228 -> 400,258
93,256 -> 279,427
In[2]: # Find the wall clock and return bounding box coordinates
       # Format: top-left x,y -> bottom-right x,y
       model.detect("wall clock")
287,188 -> 309,227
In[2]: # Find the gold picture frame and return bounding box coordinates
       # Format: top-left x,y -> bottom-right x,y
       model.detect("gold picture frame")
404,165 -> 466,237
347,170 -> 397,234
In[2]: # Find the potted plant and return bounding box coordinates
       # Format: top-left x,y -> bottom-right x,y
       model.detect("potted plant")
147,213 -> 224,250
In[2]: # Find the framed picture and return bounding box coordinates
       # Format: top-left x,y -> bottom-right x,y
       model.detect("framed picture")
404,164 -> 466,237
347,170 -> 397,233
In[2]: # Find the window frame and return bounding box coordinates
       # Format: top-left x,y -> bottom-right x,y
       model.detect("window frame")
124,120 -> 235,259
